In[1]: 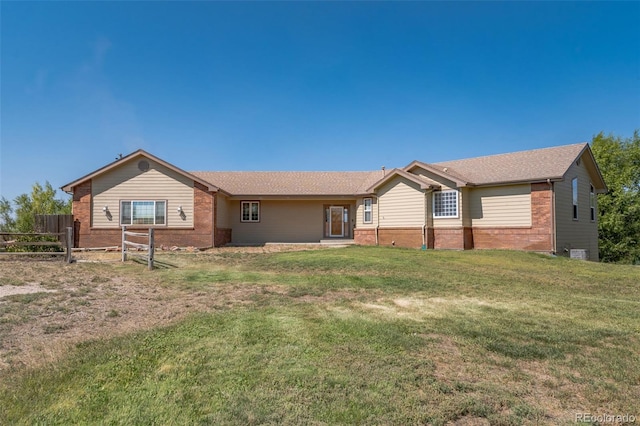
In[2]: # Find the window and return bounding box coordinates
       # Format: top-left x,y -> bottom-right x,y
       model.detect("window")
433,190 -> 458,218
590,184 -> 596,221
120,200 -> 166,226
363,198 -> 373,223
241,201 -> 260,222
572,178 -> 578,220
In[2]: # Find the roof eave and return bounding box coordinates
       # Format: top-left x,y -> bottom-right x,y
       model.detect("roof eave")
580,144 -> 608,193
471,177 -> 564,188
403,160 -> 470,187
226,194 -> 359,200
366,168 -> 443,192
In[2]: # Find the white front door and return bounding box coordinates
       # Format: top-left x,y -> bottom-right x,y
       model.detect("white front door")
329,206 -> 344,237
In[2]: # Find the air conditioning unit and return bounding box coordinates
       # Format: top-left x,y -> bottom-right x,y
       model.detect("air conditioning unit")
570,249 -> 589,261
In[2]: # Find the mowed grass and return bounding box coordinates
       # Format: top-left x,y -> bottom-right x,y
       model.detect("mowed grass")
1,247 -> 639,425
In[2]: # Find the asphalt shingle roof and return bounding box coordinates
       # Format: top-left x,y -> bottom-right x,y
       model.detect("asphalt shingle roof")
190,143 -> 590,195
427,143 -> 588,186
191,170 -> 386,196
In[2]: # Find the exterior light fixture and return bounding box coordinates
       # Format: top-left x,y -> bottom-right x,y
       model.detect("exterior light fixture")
177,206 -> 183,213
103,206 -> 109,213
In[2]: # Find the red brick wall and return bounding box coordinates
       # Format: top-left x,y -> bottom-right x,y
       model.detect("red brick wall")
215,228 -> 232,247
75,181 -> 218,249
471,183 -> 553,252
378,227 -> 423,248
73,181 -> 92,247
354,228 -> 376,245
433,228 -> 464,250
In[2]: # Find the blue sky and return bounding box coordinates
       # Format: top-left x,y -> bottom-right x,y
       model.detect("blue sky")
1,1 -> 639,204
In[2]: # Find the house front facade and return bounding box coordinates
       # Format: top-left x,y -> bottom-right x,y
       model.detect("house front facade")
62,143 -> 607,260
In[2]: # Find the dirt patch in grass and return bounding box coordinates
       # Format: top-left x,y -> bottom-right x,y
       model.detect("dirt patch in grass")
0,246 -> 357,371
0,258 -> 260,370
0,284 -> 57,298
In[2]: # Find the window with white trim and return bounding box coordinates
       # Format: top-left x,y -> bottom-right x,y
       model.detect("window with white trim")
572,178 -> 578,220
120,200 -> 166,225
433,190 -> 458,218
590,184 -> 596,221
363,198 -> 373,224
241,201 -> 260,222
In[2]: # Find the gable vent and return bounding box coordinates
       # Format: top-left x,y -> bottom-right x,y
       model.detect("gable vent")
138,160 -> 150,171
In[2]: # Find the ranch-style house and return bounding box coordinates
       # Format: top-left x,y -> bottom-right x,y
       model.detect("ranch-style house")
62,143 -> 607,260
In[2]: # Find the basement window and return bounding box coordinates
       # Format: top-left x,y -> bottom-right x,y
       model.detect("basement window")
433,190 -> 458,218
241,201 -> 260,222
121,200 -> 166,226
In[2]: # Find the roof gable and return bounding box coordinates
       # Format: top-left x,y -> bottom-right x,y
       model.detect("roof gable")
404,161 -> 470,188
61,150 -> 221,193
366,169 -> 442,193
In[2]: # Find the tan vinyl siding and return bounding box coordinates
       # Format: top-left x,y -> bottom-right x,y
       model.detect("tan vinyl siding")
230,200 -> 342,244
412,167 -> 458,190
216,194 -> 231,228
554,154 -> 599,260
355,197 -> 377,228
92,159 -> 194,228
469,184 -> 532,227
377,177 -> 425,227
410,167 -> 462,228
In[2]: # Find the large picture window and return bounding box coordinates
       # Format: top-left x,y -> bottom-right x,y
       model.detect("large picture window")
433,190 -> 458,218
241,201 -> 260,222
120,200 -> 166,226
363,198 -> 373,224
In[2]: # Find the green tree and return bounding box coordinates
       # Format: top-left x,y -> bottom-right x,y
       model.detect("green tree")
12,182 -> 71,233
0,196 -> 15,232
591,130 -> 640,263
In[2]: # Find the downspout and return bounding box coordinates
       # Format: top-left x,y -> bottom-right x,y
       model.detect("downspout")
376,166 -> 385,246
422,191 -> 427,250
422,189 -> 433,250
548,179 -> 556,255
212,192 -> 217,248
375,195 -> 380,246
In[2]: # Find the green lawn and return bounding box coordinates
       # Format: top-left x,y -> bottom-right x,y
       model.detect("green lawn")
1,247 -> 639,425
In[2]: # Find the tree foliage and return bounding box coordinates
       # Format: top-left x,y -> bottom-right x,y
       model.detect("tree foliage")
591,130 -> 640,264
0,182 -> 71,233
0,197 -> 15,232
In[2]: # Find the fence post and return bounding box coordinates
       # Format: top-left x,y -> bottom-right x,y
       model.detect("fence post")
122,226 -> 127,262
65,227 -> 73,263
148,228 -> 154,270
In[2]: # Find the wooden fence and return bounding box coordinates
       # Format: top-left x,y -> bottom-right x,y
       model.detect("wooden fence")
34,214 -> 74,246
0,227 -> 74,263
122,227 -> 155,270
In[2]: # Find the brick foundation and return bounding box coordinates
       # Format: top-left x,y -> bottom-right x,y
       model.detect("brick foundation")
433,228 -> 464,250
215,228 -> 232,247
354,228 -> 376,245
378,227 -> 423,248
80,228 -> 216,249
